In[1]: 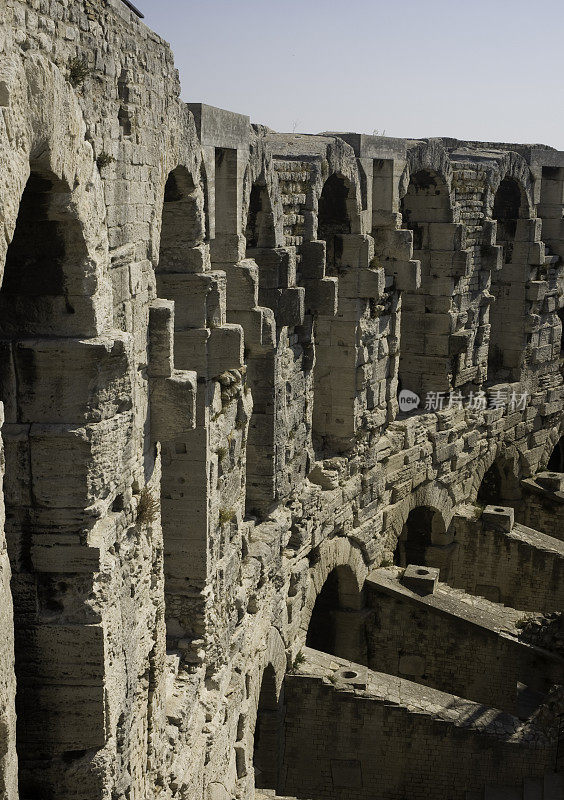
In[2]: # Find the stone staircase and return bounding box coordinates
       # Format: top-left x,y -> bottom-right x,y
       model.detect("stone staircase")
466,772 -> 564,800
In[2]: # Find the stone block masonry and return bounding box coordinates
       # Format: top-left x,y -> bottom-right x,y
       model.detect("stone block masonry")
282,650 -> 555,800
0,2 -> 562,799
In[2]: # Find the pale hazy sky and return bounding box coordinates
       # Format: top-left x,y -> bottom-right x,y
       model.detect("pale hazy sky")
141,0 -> 564,150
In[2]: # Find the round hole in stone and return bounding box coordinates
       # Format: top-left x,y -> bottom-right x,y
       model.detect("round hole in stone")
494,507 -> 505,513
341,670 -> 358,679
416,569 -> 428,575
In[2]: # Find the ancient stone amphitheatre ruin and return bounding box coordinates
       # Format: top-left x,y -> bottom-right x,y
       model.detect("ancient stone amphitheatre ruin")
0,1 -> 563,799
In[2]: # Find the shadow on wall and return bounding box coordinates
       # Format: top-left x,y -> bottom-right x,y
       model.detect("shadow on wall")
477,455 -> 522,505
393,506 -> 447,567
306,566 -> 366,663
488,176 -> 526,383
253,664 -> 283,793
547,435 -> 564,473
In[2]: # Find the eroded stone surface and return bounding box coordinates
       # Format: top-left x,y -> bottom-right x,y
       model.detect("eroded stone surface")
0,2 -> 562,799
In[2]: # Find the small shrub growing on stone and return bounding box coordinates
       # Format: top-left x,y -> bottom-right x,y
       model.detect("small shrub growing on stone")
136,487 -> 159,526
292,650 -> 305,669
67,56 -> 90,88
218,507 -> 235,526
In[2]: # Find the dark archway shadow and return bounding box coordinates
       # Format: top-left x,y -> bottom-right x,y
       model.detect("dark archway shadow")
306,565 -> 365,662
253,664 -> 283,792
394,506 -> 447,567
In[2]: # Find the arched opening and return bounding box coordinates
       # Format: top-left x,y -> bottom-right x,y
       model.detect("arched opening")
253,664 -> 282,792
547,436 -> 564,472
394,506 -> 446,567
493,177 -> 522,265
157,166 -> 205,273
306,566 -> 364,661
477,455 -> 522,505
154,165 -> 212,660
558,308 -> 564,355
398,169 -> 452,398
0,170 -> 89,337
245,182 -> 275,251
477,462 -> 502,505
241,181 -> 277,520
0,167 -> 95,797
488,177 -> 526,382
317,173 -> 352,276
311,173 -> 357,454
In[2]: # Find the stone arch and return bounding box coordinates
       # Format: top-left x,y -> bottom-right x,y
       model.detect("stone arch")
0,51 -> 114,798
310,163 -> 364,454
311,146 -> 364,242
400,168 -> 453,230
486,160 -> 534,383
299,537 -> 368,649
492,176 -> 526,264
487,155 -> 534,221
147,159 -> 210,661
393,505 -> 448,567
470,445 -> 523,504
317,172 -> 355,275
0,53 -> 112,337
157,163 -> 207,274
0,166 -> 93,337
252,664 -> 281,791
399,140 -> 455,217
385,481 -> 455,548
397,156 -> 456,398
305,564 -> 365,659
242,146 -> 285,250
246,627 -> 286,794
237,166 -> 280,521
244,180 -> 276,250
477,456 -> 521,504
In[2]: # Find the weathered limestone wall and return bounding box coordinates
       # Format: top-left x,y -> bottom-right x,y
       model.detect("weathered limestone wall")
0,0 -> 183,796
282,651 -> 554,800
441,506 -> 564,612
0,2 -> 563,799
517,473 -> 564,541
364,570 -> 562,713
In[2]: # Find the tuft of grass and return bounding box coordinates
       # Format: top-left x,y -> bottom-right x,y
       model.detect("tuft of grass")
96,151 -> 115,171
136,487 -> 159,526
380,558 -> 393,568
67,56 -> 90,88
218,507 -> 236,526
216,446 -> 227,461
